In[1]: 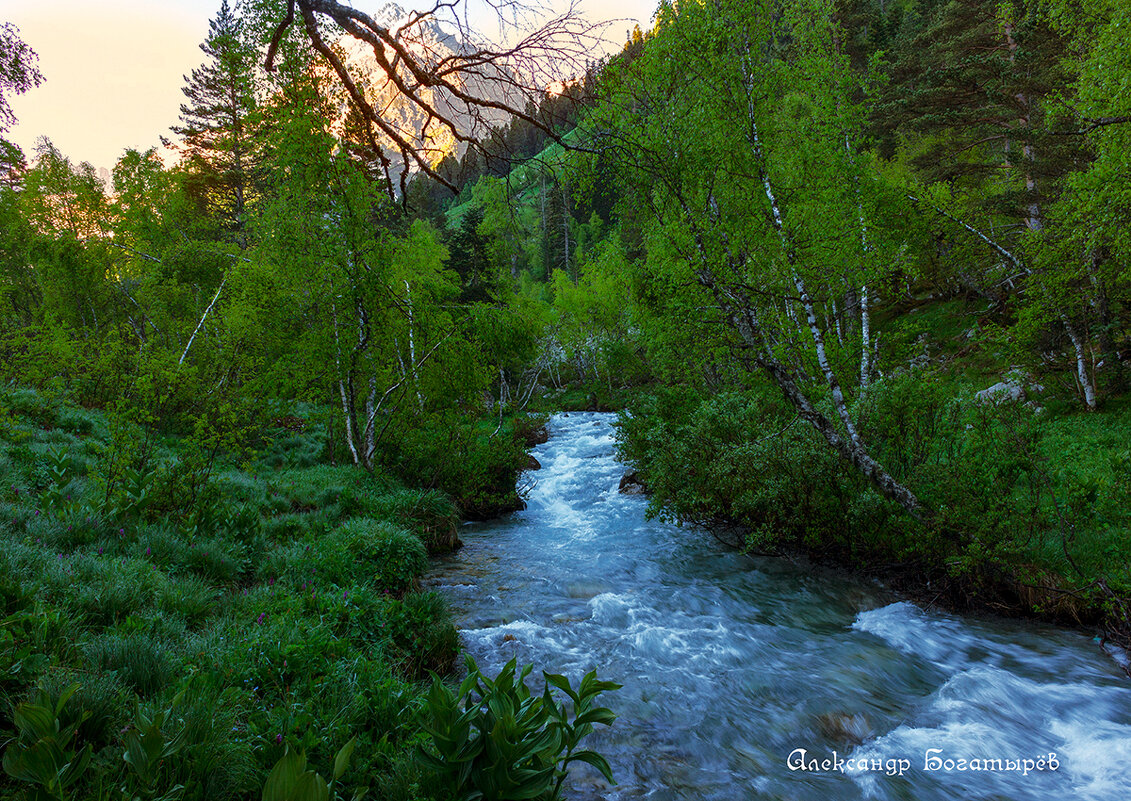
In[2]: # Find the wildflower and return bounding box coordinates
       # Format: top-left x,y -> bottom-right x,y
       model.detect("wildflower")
343,590 -> 348,600
276,734 -> 283,745
34,510 -> 39,516
145,547 -> 151,556
256,612 -> 266,625
268,577 -> 275,586
97,547 -> 103,555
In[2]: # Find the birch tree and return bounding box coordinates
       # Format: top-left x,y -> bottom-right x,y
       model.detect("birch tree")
596,0 -> 929,517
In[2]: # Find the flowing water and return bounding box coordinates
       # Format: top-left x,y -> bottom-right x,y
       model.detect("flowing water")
427,413 -> 1131,800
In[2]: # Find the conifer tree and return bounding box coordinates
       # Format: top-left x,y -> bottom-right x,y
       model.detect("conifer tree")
170,0 -> 258,244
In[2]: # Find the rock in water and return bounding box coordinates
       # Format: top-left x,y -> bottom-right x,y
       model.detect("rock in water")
619,470 -> 646,495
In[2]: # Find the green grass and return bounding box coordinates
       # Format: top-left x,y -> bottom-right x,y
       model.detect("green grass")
0,387 -> 462,799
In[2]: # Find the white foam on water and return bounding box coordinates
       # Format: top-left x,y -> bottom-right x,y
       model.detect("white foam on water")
852,601 -> 974,670
1048,718 -> 1131,799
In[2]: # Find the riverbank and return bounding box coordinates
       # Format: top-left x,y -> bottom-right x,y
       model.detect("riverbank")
613,385 -> 1131,669
0,386 -> 539,798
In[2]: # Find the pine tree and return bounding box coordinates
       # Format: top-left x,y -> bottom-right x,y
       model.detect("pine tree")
879,0 -> 1080,232
169,0 -> 258,244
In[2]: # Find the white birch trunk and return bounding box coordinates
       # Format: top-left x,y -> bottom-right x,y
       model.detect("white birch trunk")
860,284 -> 873,388
1062,315 -> 1097,411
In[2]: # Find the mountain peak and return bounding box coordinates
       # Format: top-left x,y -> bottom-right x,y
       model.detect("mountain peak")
375,2 -> 409,25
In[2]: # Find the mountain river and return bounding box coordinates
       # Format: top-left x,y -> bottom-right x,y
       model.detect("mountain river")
427,412 -> 1131,800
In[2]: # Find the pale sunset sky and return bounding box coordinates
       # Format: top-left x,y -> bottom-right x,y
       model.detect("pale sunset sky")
0,0 -> 659,173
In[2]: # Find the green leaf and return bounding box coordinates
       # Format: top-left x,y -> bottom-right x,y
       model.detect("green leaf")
566,750 -> 615,782
292,771 -> 329,801
333,736 -> 357,781
262,746 -> 307,801
574,707 -> 617,727
542,672 -> 579,703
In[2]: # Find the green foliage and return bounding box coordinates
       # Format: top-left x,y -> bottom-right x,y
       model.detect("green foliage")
384,592 -> 460,681
416,657 -> 619,801
313,518 -> 427,594
386,413 -> 528,519
617,388 -> 864,551
120,692 -> 188,801
261,737 -> 363,801
2,683 -> 92,801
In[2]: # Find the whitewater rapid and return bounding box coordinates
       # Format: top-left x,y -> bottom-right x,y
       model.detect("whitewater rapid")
429,413 -> 1131,800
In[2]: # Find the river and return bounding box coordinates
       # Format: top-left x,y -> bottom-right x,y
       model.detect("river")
427,412 -> 1131,800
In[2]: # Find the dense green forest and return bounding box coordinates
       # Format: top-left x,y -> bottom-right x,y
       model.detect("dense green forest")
1,0 -> 1130,797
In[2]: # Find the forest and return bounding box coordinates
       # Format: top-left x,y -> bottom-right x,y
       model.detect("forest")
1,0 -> 1129,798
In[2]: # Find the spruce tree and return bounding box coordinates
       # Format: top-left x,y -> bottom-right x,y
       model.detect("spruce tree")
879,0 -> 1080,232
169,0 -> 258,244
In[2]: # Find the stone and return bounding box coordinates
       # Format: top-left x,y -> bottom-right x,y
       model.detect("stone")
619,470 -> 646,495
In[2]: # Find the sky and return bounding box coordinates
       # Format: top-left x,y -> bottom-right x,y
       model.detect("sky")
0,0 -> 659,174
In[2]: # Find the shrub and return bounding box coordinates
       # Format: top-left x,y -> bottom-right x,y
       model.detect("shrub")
384,413 -> 527,519
384,591 -> 459,680
317,518 -> 428,593
369,488 -> 460,554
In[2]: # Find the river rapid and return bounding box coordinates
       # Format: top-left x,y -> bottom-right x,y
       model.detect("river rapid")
427,412 -> 1131,800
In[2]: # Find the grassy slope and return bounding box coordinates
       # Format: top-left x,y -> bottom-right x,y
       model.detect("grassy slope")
0,389 -> 461,800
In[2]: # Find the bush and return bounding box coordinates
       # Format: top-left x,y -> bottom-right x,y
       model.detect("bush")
369,488 -> 460,554
385,591 -> 460,680
317,518 -> 428,593
617,388 -> 864,553
386,413 -> 527,519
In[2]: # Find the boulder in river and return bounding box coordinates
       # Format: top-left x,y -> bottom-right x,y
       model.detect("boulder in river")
816,712 -> 872,746
523,454 -> 542,471
618,470 -> 646,495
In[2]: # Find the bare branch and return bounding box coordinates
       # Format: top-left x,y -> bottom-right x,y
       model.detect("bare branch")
276,1 -> 609,196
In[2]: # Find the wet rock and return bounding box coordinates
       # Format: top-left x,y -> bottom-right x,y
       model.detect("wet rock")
619,470 -> 647,495
523,454 -> 542,471
816,712 -> 872,746
524,425 -> 549,446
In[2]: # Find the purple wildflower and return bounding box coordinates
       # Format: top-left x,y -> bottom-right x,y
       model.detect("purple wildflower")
145,547 -> 151,556
276,734 -> 283,745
